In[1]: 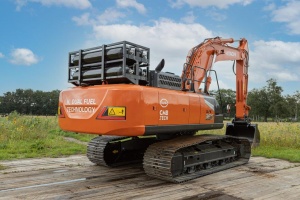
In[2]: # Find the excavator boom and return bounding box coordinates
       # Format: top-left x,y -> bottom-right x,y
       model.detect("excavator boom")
182,37 -> 250,119
181,37 -> 259,147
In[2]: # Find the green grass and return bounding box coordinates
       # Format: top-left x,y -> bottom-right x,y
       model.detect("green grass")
1,112 -> 300,164
252,146 -> 300,162
252,122 -> 300,162
50,129 -> 95,142
0,111 -> 94,161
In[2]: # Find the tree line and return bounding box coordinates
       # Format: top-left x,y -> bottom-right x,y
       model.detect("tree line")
214,79 -> 300,122
0,89 -> 60,116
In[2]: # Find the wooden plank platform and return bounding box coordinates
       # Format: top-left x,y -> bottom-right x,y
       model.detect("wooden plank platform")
0,155 -> 300,200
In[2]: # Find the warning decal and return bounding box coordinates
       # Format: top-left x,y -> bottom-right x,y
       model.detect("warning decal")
108,107 -> 126,117
109,109 -> 115,115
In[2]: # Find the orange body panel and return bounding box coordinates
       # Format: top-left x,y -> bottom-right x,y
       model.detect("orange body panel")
58,84 -> 220,136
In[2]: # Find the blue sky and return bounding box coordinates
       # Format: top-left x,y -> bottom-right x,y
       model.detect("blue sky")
1,0 -> 300,95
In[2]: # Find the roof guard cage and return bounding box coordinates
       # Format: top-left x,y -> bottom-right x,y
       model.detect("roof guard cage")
68,41 -> 150,86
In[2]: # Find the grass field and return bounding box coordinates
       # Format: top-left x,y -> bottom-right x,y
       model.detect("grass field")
0,111 -> 94,161
0,112 -> 300,163
251,122 -> 300,162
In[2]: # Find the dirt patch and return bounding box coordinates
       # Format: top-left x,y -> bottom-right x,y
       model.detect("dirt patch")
182,190 -> 243,200
0,164 -> 7,171
250,170 -> 276,178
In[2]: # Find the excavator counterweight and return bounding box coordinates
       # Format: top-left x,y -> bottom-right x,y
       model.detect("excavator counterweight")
59,38 -> 260,182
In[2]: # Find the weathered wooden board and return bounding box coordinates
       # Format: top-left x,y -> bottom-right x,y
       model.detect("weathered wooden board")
0,155 -> 299,200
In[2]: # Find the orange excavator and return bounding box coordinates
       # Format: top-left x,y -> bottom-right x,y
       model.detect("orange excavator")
58,37 -> 260,183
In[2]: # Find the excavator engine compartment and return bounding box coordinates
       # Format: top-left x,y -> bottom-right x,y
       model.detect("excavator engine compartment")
59,38 -> 260,183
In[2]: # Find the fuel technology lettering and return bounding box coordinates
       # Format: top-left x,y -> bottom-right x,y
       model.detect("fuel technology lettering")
66,106 -> 96,113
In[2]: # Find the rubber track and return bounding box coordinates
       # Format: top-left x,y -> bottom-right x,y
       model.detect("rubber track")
87,136 -> 128,167
143,134 -> 251,183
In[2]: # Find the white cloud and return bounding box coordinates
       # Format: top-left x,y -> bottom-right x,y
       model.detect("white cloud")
72,13 -> 92,26
206,10 -> 227,21
10,48 -> 39,66
271,1 -> 300,34
116,0 -> 146,14
15,0 -> 27,11
0,53 -> 4,58
263,3 -> 276,11
95,8 -> 125,25
250,40 -> 300,82
73,9 -> 125,26
180,11 -> 196,24
169,0 -> 253,9
269,71 -> 298,81
209,73 -> 232,90
252,40 -> 300,66
15,0 -> 92,11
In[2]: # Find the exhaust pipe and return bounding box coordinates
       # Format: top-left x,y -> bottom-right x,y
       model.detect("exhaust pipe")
155,59 -> 165,73
225,121 -> 260,148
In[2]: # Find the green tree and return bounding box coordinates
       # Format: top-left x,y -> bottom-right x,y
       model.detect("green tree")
248,88 -> 269,121
291,91 -> 300,121
0,89 -> 60,115
0,96 -> 3,114
212,89 -> 236,117
248,78 -> 287,121
266,79 -> 285,120
1,92 -> 16,114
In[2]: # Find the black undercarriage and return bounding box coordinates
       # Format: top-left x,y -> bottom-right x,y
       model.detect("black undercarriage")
87,134 -> 251,183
